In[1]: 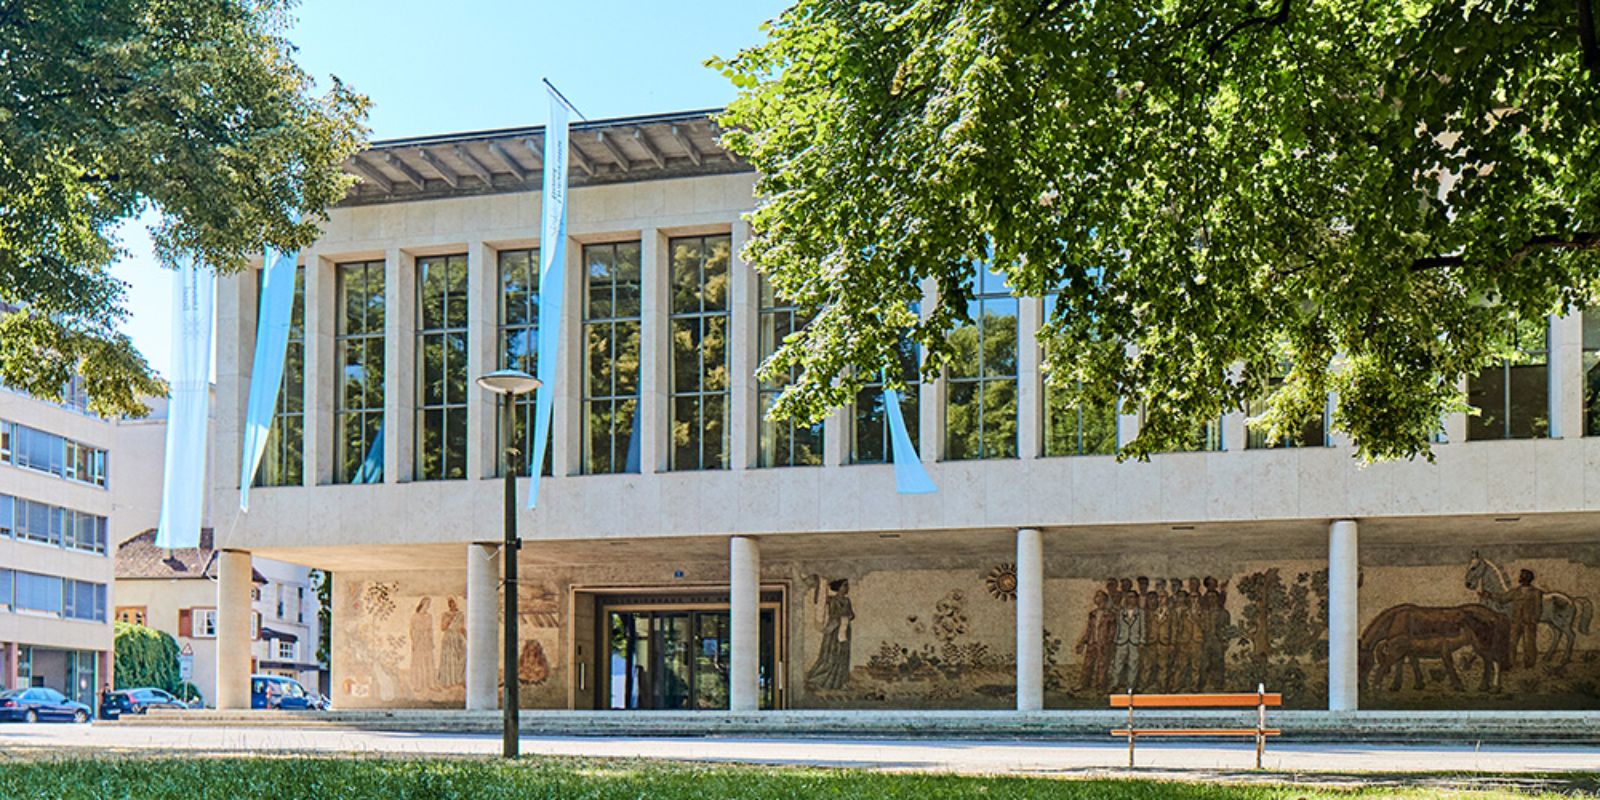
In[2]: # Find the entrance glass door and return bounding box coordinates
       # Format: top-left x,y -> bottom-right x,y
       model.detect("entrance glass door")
605,605 -> 777,710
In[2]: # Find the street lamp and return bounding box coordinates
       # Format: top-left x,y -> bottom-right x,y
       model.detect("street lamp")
475,367 -> 541,759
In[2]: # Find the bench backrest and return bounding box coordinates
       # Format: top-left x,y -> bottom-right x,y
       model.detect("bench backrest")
1108,692 -> 1283,708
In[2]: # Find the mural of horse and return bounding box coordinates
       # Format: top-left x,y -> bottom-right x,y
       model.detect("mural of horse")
1465,553 -> 1594,665
1358,603 -> 1510,693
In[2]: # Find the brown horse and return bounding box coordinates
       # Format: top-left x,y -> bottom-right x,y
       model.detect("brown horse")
1358,604 -> 1510,693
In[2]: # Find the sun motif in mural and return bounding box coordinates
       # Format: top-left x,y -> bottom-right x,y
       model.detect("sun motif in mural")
986,563 -> 1018,602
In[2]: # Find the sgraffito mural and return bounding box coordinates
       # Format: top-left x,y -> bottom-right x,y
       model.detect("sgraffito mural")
333,571 -> 567,709
1359,553 -> 1599,709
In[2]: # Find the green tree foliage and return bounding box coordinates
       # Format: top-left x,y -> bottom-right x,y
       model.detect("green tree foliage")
313,568 -> 332,667
0,0 -> 368,417
113,621 -> 180,693
713,0 -> 1600,461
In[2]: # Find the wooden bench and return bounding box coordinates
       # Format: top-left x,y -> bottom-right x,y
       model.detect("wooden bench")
1109,684 -> 1282,768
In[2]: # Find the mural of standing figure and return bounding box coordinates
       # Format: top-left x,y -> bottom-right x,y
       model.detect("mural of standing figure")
1074,590 -> 1115,691
1108,592 -> 1145,691
1140,591 -> 1172,692
1466,554 -> 1595,666
1479,568 -> 1543,670
805,578 -> 854,690
1170,590 -> 1203,691
436,598 -> 467,687
409,597 -> 436,695
1198,591 -> 1232,690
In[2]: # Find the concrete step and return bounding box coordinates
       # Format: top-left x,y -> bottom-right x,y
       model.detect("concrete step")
112,709 -> 1600,743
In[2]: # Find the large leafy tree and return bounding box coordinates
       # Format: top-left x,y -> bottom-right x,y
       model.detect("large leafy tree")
0,0 -> 368,416
714,0 -> 1600,460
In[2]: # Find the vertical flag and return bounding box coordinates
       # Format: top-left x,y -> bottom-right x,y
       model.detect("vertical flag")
527,87 -> 569,508
156,255 -> 215,549
238,235 -> 300,511
885,379 -> 936,494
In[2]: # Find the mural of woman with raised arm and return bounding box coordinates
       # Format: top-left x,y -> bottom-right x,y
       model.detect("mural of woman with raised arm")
806,578 -> 855,690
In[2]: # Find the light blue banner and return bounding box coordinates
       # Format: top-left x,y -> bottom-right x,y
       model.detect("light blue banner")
353,421 -> 384,484
527,88 -> 570,508
156,255 -> 215,549
237,238 -> 299,511
885,384 -> 935,494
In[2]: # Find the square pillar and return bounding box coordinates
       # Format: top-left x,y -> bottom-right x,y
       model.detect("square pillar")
1017,299 -> 1042,460
1015,527 -> 1044,711
1550,311 -> 1583,439
384,248 -> 417,483
466,543 -> 500,710
728,221 -> 758,470
2,642 -> 16,691
216,549 -> 255,710
97,649 -> 113,697
1327,519 -> 1359,711
729,536 -> 761,711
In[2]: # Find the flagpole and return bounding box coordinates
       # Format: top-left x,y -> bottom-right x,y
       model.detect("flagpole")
540,78 -> 588,120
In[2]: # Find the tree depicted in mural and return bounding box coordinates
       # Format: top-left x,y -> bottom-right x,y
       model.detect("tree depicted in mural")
1234,568 -> 1328,705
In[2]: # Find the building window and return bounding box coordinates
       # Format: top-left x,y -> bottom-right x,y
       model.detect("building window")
1584,313 -> 1600,436
850,324 -> 920,465
62,580 -> 105,622
669,235 -> 731,471
276,584 -> 286,619
946,265 -> 1019,460
255,266 -> 306,487
115,606 -> 147,626
1246,381 -> 1328,449
0,569 -> 11,610
334,260 -> 386,483
296,586 -> 305,624
1041,293 -> 1117,457
582,242 -> 642,474
195,608 -> 218,638
0,494 -> 9,538
415,254 -> 469,480
276,640 -> 296,662
757,276 -> 823,467
1468,315 -> 1549,440
0,421 -> 107,487
497,248 -> 553,477
13,572 -> 62,616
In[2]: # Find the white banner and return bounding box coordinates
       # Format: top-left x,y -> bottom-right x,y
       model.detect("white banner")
156,255 -> 214,549
528,88 -> 569,509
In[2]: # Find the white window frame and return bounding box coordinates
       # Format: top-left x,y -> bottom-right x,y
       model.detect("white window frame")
275,639 -> 296,661
194,608 -> 218,638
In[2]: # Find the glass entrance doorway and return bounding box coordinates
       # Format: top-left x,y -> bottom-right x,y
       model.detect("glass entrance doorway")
602,595 -> 781,710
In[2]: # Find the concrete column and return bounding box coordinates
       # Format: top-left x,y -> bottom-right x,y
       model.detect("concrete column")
728,221 -> 757,470
823,409 -> 848,467
557,241 -> 584,476
1015,527 -> 1044,711
465,543 -> 500,710
729,536 -> 761,711
97,649 -> 113,695
216,550 -> 254,710
2,642 -> 17,691
640,229 -> 669,473
1327,519 -> 1359,711
304,254 -> 335,485
384,248 -> 417,483
1017,299 -> 1042,459
918,279 -> 942,461
467,241 -> 497,479
1443,375 -> 1469,444
1549,311 -> 1583,439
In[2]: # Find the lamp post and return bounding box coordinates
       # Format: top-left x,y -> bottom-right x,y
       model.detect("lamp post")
475,368 -> 541,759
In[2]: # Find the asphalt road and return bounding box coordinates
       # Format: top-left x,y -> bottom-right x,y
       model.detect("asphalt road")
0,723 -> 1597,777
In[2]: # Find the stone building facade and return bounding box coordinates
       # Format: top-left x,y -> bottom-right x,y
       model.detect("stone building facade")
207,109 -> 1600,716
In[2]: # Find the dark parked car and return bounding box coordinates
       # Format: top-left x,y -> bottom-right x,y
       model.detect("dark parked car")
0,688 -> 92,723
106,688 -> 190,715
250,675 -> 314,710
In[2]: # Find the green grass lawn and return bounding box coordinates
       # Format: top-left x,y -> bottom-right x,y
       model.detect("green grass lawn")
0,757 -> 1591,800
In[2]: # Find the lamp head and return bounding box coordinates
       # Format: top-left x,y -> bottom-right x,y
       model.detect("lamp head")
476,368 -> 541,397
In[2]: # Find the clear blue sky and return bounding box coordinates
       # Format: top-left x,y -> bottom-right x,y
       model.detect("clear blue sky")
114,0 -> 788,378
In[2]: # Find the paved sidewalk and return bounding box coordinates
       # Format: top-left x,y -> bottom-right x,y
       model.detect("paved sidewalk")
0,724 -> 1597,776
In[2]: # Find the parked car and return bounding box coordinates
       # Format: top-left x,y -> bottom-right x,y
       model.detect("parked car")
250,675 -> 315,710
0,688 -> 92,723
106,688 -> 190,716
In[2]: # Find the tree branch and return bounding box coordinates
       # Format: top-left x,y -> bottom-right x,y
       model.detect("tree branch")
1207,0 -> 1293,55
1578,0 -> 1600,89
1410,233 -> 1600,271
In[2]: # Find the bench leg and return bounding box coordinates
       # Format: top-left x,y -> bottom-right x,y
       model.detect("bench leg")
1127,733 -> 1134,769
1255,734 -> 1264,770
